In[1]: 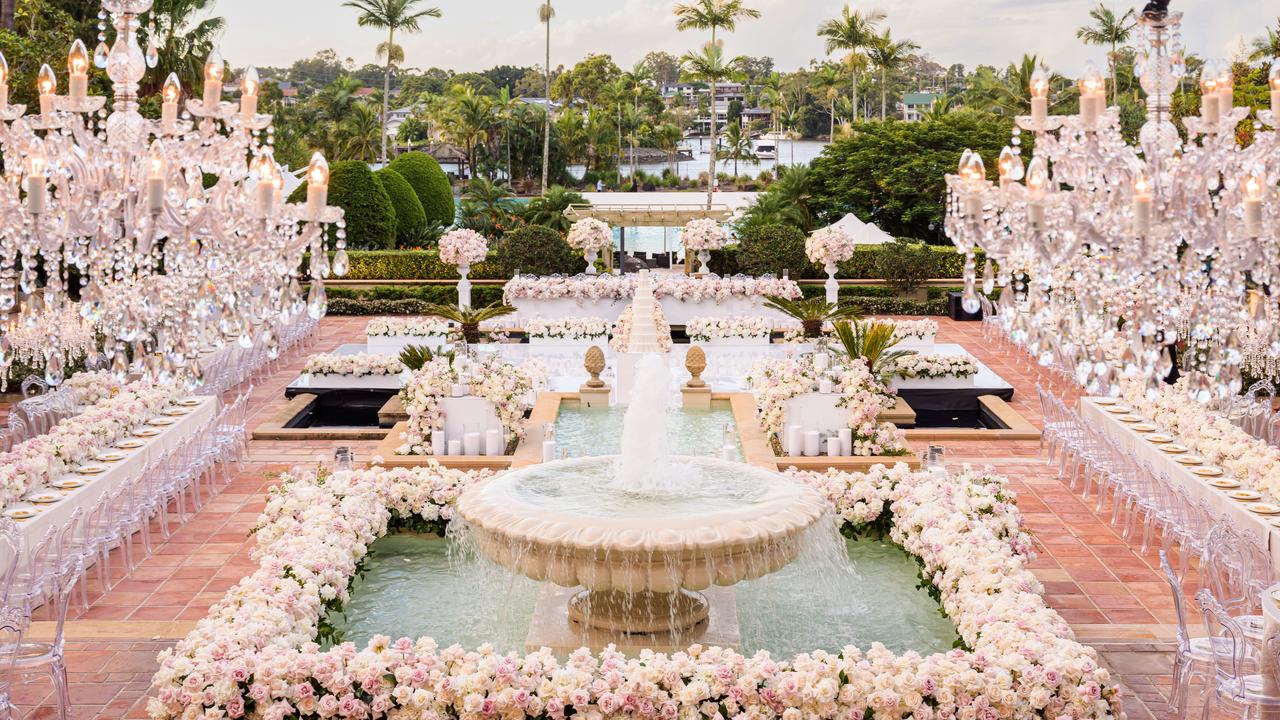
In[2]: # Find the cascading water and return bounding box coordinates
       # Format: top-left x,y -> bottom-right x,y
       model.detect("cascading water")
614,353 -> 686,496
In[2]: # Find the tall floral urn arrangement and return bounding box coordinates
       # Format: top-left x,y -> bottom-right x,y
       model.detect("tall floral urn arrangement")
681,218 -> 729,275
566,218 -> 613,275
439,229 -> 489,309
806,226 -> 856,304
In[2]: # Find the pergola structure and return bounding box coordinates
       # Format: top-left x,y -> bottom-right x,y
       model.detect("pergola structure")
564,203 -> 735,272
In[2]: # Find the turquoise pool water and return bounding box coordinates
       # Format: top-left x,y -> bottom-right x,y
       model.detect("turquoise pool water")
553,402 -> 742,461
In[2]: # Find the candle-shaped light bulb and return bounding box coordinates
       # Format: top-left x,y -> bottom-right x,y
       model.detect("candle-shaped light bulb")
1243,172 -> 1265,237
202,50 -> 224,108
1079,61 -> 1104,126
145,141 -> 166,212
997,146 -> 1024,187
306,152 -> 330,216
1029,68 -> 1049,125
1132,171 -> 1153,236
239,65 -> 259,119
1269,63 -> 1280,119
67,39 -> 89,103
161,72 -> 181,127
26,147 -> 48,214
1199,64 -> 1221,125
0,51 -> 9,107
1025,156 -> 1048,230
37,64 -> 57,118
957,150 -> 986,217
252,152 -> 277,216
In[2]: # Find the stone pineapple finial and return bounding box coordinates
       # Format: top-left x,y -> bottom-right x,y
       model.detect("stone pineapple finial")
584,345 -> 606,388
685,345 -> 707,388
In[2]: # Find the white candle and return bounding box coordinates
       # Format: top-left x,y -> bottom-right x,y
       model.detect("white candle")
720,445 -> 736,461
202,77 -> 221,109
1218,87 -> 1233,119
450,382 -> 465,397
1028,201 -> 1046,231
485,429 -> 503,456
839,428 -> 853,456
239,66 -> 260,120
965,195 -> 983,218
542,440 -> 556,462
431,432 -> 446,456
67,40 -> 88,103
1245,199 -> 1262,236
814,353 -> 829,371
826,440 -> 840,458
818,377 -> 834,394
1133,196 -> 1151,236
1080,95 -> 1100,127
786,424 -> 803,457
463,432 -> 480,456
161,73 -> 181,130
447,440 -> 462,456
146,177 -> 165,213
26,176 -> 46,214
69,74 -> 87,103
1201,93 -> 1220,125
307,181 -> 328,216
161,99 -> 177,128
1030,96 -> 1047,126
36,63 -> 56,120
256,180 -> 274,217
39,92 -> 54,118
803,431 -> 821,457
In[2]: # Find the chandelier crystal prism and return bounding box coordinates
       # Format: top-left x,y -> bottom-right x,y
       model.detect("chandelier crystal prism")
946,1 -> 1280,402
0,0 -> 346,390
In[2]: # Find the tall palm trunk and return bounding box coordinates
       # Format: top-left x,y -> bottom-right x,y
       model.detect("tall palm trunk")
380,28 -> 394,164
880,68 -> 887,120
706,27 -> 717,210
541,10 -> 551,193
829,99 -> 835,139
851,67 -> 858,123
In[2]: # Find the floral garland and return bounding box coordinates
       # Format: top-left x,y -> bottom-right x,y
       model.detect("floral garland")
747,354 -> 907,456
303,352 -> 404,377
1119,377 -> 1280,500
805,226 -> 856,266
503,273 -> 802,304
365,317 -> 451,337
866,318 -> 938,341
148,462 -> 1120,720
609,303 -> 673,352
565,217 -> 614,253
686,315 -> 773,341
680,218 -> 729,251
0,381 -> 179,508
397,356 -> 545,455
62,371 -> 121,406
892,353 -> 979,379
524,317 -> 611,341
438,229 -> 490,267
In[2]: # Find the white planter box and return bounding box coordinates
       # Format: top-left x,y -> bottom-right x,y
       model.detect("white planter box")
367,335 -> 449,355
528,335 -> 609,347
891,375 -> 976,390
511,297 -> 793,326
895,335 -> 937,349
698,336 -> 772,347
295,373 -> 407,390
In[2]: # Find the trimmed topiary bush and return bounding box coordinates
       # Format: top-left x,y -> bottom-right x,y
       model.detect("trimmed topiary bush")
374,168 -> 428,248
493,225 -> 581,276
736,223 -> 812,277
388,152 -> 455,227
288,161 -> 396,250
875,239 -> 941,294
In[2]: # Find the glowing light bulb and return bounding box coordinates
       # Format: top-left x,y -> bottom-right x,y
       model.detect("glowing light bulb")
252,152 -> 278,216
1078,61 -> 1104,126
998,146 -> 1024,185
1029,68 -> 1050,125
1199,64 -> 1221,125
36,64 -> 57,117
201,50 -> 224,108
160,73 -> 182,128
1025,156 -> 1048,231
66,40 -> 89,102
239,65 -> 260,119
306,152 -> 330,216
1217,62 -> 1235,116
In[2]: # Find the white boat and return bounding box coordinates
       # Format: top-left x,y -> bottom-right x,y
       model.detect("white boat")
755,143 -> 777,160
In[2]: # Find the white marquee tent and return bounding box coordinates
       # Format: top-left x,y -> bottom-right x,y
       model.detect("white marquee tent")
827,213 -> 895,245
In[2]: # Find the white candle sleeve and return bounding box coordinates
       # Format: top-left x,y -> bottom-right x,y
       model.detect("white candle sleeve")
447,439 -> 462,456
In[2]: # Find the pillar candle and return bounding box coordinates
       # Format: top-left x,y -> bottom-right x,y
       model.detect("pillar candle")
450,382 -> 466,397
161,98 -> 177,128
1080,95 -> 1100,127
803,431 -> 821,457
39,92 -> 54,119
542,440 -> 556,462
1133,195 -> 1152,236
431,433 -> 446,457
463,432 -> 481,456
1202,94 -> 1220,125
1030,96 -> 1047,126
818,378 -> 834,394
814,353 -> 829,371
965,195 -> 983,218
786,424 -> 803,457
255,180 -> 274,217
447,439 -> 462,456
1218,87 -> 1233,119
1244,198 -> 1263,237
202,76 -> 221,109
69,73 -> 87,103
839,429 -> 852,456
240,92 -> 258,120
146,176 -> 165,213
826,440 -> 840,458
484,429 -> 503,456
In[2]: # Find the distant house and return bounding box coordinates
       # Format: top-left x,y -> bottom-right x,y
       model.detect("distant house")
353,87 -> 377,99
901,92 -> 939,121
518,97 -> 561,112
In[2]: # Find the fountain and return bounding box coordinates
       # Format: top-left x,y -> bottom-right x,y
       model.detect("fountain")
615,270 -> 672,404
457,354 -> 829,637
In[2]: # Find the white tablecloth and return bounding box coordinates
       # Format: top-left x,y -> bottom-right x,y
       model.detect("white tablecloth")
366,335 -> 449,355
290,373 -> 407,391
7,396 -> 218,557
1081,398 -> 1280,573
511,297 -> 790,325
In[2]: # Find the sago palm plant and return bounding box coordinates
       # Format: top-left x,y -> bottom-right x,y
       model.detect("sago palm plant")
424,302 -> 516,344
833,320 -> 915,383
762,295 -> 861,338
398,344 -> 453,371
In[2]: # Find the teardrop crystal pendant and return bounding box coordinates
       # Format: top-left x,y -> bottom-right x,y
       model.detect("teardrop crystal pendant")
93,41 -> 110,69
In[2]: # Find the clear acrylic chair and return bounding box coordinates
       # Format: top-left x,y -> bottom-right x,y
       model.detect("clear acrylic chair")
1196,588 -> 1280,720
1201,521 -> 1269,641
4,551 -> 80,720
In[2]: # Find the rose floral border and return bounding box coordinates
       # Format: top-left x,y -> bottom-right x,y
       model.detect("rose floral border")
147,461 -> 1120,720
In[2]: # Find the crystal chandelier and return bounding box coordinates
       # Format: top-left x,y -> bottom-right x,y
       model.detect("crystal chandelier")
945,1 -> 1280,400
0,0 -> 346,389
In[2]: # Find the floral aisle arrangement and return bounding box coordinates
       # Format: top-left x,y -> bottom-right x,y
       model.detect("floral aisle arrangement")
1120,377 -> 1280,498
365,317 -> 451,337
567,218 -> 614,274
805,227 -> 857,266
869,318 -> 939,342
892,353 -> 979,379
0,381 -> 178,507
148,462 -> 1120,720
681,218 -> 729,274
747,355 -> 907,456
610,303 -> 673,353
524,317 -> 611,341
503,273 -> 802,304
686,315 -> 774,342
437,229 -> 490,267
303,352 -> 405,377
396,355 -> 546,455
62,371 -> 121,405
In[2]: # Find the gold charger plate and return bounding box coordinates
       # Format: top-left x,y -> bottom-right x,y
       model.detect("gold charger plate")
176,398 -> 202,407
147,417 -> 177,427
1209,478 -> 1240,488
1147,434 -> 1175,443
1192,467 -> 1225,477
27,493 -> 62,505
1093,397 -> 1119,406
1230,490 -> 1263,501
117,439 -> 146,449
76,464 -> 109,475
1248,503 -> 1280,515
162,408 -> 191,417
52,479 -> 85,490
1104,406 -> 1133,414
1175,455 -> 1205,465
134,428 -> 162,438
95,451 -> 126,462
1160,444 -> 1189,453
1117,414 -> 1144,423
4,508 -> 36,520
1131,423 -> 1159,432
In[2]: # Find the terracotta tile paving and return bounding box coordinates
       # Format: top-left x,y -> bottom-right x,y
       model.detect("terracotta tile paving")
4,314 -> 1196,719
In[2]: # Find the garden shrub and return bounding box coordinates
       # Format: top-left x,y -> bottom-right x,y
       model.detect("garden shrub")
287,161 -> 396,250
875,239 -> 941,294
736,223 -> 811,277
388,152 -> 455,227
374,168 -> 428,248
493,225 -> 582,276
305,251 -> 507,280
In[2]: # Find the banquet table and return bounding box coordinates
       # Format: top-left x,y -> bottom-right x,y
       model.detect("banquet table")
1081,397 -> 1280,573
5,395 -> 219,558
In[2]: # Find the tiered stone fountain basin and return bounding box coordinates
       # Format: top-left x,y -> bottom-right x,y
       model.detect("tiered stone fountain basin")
458,456 -> 827,634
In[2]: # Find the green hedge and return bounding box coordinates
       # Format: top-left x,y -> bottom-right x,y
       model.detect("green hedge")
388,152 -> 455,227
309,251 -> 508,280
374,168 -> 428,248
326,284 -> 504,307
710,242 -> 980,280
288,161 -> 396,250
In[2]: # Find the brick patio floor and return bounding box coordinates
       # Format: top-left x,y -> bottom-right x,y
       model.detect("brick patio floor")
5,315 -> 1193,719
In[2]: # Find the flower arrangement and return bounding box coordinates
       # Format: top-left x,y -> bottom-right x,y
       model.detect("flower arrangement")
680,218 -> 729,252
396,357 -> 456,455
867,318 -> 938,342
892,353 -> 979,379
365,317 -> 451,337
468,355 -> 546,441
397,356 -> 545,455
147,462 -> 1120,720
437,229 -> 490,267
303,352 -> 404,377
503,273 -> 802,304
686,315 -> 773,342
747,355 -> 907,456
805,226 -> 856,266
0,381 -> 178,507
62,371 -> 121,406
565,217 -> 614,253
610,303 -> 673,353
524,317 -> 611,341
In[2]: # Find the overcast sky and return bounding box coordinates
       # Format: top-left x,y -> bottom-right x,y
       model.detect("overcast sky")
215,0 -> 1274,76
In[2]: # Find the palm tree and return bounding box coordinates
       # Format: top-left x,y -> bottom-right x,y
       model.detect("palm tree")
833,320 -> 914,383
681,42 -> 746,193
492,88 -> 520,182
817,5 -> 885,123
539,1 -> 555,193
1076,3 -> 1136,105
342,0 -> 442,165
919,95 -> 953,122
811,63 -> 845,138
721,121 -> 756,177
674,0 -> 761,209
424,302 -> 516,345
445,84 -> 494,179
338,103 -> 384,160
655,122 -> 684,174
141,0 -> 226,96
866,30 -> 919,120
522,185 -> 586,233
965,55 -> 1070,117
1250,19 -> 1280,62
762,296 -> 860,338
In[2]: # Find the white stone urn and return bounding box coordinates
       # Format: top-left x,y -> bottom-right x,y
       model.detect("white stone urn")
457,263 -> 472,309
584,249 -> 600,275
696,250 -> 712,275
824,261 -> 839,305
